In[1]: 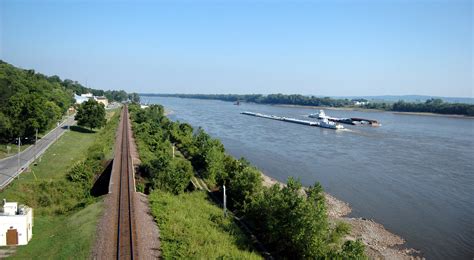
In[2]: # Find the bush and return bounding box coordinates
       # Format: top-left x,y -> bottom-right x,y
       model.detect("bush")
227,165 -> 262,213
130,104 -> 366,259
150,157 -> 193,194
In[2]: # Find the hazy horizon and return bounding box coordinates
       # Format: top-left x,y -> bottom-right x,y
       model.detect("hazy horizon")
1,0 -> 472,98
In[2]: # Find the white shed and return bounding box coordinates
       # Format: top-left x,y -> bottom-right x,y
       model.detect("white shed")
0,201 -> 33,246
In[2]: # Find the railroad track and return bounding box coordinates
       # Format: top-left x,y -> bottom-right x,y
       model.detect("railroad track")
116,106 -> 136,259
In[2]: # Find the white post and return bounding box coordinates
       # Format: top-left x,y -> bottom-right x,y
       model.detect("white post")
223,185 -> 227,217
34,128 -> 38,161
17,137 -> 21,175
67,108 -> 70,130
172,144 -> 175,158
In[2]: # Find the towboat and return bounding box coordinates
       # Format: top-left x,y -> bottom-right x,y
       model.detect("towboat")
319,117 -> 344,129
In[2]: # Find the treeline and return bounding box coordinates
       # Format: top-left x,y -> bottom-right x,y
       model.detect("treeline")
40,73 -> 138,103
129,103 -> 366,259
146,93 -> 474,116
148,93 -> 353,107
390,98 -> 474,116
0,60 -> 138,142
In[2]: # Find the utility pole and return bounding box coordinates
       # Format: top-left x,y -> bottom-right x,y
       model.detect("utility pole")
34,128 -> 38,161
17,137 -> 21,175
172,144 -> 175,158
67,108 -> 70,130
223,185 -> 227,217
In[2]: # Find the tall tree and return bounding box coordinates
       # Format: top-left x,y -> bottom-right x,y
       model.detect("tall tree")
75,99 -> 106,130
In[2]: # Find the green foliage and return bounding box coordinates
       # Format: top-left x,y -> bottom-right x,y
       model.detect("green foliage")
75,99 -> 106,130
149,190 -> 262,259
227,164 -> 263,212
130,103 -> 366,259
148,93 -> 353,107
146,153 -> 193,194
390,98 -> 474,116
128,92 -> 141,103
245,178 -> 352,258
130,104 -> 193,194
0,60 -> 72,141
146,93 -> 474,116
105,89 -> 128,102
1,109 -> 120,217
0,60 -> 134,143
66,160 -> 101,191
9,201 -> 104,259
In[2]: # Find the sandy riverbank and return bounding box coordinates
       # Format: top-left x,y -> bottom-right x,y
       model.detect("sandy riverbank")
274,104 -> 473,119
261,174 -> 423,259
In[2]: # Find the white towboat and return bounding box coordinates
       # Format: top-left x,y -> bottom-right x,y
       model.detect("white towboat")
319,117 -> 344,129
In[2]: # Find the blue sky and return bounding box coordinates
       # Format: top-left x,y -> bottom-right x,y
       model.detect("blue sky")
1,0 -> 472,97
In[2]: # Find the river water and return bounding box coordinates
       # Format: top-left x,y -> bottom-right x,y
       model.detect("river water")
145,96 -> 474,259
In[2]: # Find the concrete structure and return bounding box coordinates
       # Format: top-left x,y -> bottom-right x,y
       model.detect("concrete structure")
95,96 -> 109,107
0,201 -> 33,246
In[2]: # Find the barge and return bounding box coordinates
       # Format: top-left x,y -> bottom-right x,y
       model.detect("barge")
309,110 -> 380,126
241,111 -> 344,130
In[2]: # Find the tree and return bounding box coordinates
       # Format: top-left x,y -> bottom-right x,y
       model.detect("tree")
128,92 -> 141,103
75,99 -> 106,130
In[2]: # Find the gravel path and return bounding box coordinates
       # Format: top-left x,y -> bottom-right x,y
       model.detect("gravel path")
128,110 -> 161,259
134,192 -> 161,259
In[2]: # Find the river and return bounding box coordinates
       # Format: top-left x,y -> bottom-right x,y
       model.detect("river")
145,96 -> 474,259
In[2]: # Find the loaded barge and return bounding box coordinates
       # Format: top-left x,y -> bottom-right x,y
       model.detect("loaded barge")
241,111 -> 344,130
309,110 -> 380,126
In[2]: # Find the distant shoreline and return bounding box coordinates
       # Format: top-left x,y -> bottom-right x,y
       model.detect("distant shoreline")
143,95 -> 474,119
274,104 -> 474,119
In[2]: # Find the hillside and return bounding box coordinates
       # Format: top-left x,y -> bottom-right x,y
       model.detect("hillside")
0,60 -> 138,143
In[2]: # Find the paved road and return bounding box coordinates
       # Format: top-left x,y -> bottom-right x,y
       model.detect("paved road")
0,116 -> 76,189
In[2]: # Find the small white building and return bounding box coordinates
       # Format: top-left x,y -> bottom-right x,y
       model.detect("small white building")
74,93 -> 94,104
0,201 -> 33,246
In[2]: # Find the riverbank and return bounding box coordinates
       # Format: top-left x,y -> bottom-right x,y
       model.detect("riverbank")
274,104 -> 474,119
261,174 -> 423,259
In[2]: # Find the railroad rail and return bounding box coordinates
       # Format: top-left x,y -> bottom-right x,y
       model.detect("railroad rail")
115,106 -> 136,259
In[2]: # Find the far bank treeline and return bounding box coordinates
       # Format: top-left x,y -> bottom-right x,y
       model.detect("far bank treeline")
128,103 -> 366,259
0,60 -> 139,142
146,93 -> 474,116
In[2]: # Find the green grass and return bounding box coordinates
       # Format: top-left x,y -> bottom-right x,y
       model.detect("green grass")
0,130 -> 98,201
149,190 -> 262,259
0,109 -> 119,259
8,200 -> 103,260
0,144 -> 31,160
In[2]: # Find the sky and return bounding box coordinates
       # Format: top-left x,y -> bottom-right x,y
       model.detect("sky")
0,0 -> 472,97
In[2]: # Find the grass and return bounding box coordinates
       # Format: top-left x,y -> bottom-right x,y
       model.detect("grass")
0,109 -> 119,259
0,144 -> 31,160
149,190 -> 262,259
8,201 -> 103,260
0,130 -> 98,200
